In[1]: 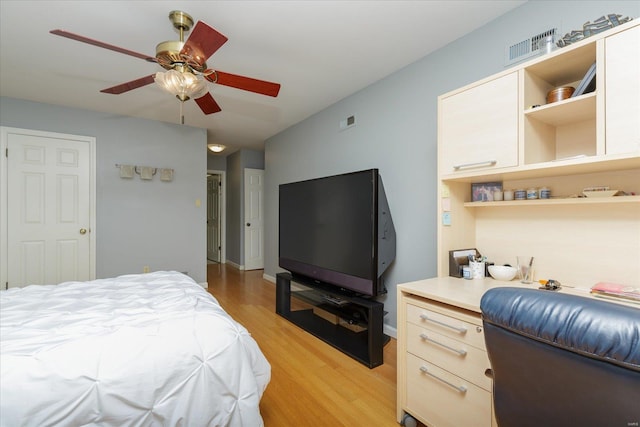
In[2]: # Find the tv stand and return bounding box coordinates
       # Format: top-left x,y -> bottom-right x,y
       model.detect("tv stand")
276,272 -> 388,368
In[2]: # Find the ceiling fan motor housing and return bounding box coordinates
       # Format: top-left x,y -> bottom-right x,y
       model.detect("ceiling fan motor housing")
156,11 -> 207,72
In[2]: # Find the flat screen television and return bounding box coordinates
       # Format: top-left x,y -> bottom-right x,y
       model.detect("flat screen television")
279,169 -> 396,297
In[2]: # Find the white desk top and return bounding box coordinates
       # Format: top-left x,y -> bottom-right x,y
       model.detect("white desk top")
397,276 -> 637,313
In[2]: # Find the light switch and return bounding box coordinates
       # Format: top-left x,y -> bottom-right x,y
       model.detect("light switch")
195,199 -> 201,207
442,212 -> 452,226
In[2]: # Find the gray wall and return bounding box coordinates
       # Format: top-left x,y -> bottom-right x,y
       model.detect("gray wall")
0,97 -> 208,283
207,154 -> 227,171
226,149 -> 265,266
264,1 -> 639,332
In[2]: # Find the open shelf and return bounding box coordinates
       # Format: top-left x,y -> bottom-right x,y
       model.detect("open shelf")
464,194 -> 640,208
524,92 -> 596,126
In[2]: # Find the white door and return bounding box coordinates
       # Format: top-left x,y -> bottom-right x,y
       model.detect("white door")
207,174 -> 221,262
2,127 -> 95,288
244,168 -> 264,270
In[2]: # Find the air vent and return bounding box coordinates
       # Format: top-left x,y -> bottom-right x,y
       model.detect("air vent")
339,115 -> 356,131
505,27 -> 557,66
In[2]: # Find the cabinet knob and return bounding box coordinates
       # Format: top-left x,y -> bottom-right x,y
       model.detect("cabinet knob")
476,326 -> 483,333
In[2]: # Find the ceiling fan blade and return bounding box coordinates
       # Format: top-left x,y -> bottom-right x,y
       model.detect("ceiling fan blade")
50,30 -> 157,62
194,92 -> 222,115
209,71 -> 281,97
100,74 -> 156,95
181,21 -> 228,65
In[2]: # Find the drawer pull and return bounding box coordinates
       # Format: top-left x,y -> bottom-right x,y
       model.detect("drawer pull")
420,333 -> 468,356
419,314 -> 467,334
452,159 -> 497,170
419,366 -> 468,394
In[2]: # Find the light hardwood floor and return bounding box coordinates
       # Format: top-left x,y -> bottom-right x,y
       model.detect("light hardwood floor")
207,263 -> 400,426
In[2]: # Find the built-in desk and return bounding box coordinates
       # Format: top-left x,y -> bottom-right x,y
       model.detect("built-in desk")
396,276 -> 637,427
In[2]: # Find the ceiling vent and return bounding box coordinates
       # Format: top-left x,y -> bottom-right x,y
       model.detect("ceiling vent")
504,27 -> 558,67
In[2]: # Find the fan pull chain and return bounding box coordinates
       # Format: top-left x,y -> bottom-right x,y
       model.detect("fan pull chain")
180,101 -> 185,125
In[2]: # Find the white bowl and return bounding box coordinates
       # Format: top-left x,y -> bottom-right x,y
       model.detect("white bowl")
488,265 -> 517,281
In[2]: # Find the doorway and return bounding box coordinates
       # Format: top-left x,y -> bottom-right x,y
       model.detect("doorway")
207,170 -> 225,264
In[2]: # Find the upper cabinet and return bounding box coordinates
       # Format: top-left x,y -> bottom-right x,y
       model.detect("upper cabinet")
435,20 -> 640,284
605,25 -> 640,155
439,20 -> 640,183
439,72 -> 518,175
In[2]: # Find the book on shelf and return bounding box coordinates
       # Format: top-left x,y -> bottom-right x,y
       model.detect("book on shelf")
590,282 -> 640,303
572,61 -> 596,97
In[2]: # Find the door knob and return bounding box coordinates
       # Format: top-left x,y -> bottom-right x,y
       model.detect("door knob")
79,228 -> 87,235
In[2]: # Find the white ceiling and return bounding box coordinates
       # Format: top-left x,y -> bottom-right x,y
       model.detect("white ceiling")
0,1 -> 525,154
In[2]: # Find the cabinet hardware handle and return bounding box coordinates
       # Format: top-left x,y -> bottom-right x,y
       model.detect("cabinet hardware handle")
419,366 -> 468,394
420,333 -> 467,356
485,368 -> 493,379
452,159 -> 497,170
419,314 -> 467,334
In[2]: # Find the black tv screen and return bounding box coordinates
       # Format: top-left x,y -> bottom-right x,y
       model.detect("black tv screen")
279,169 -> 395,297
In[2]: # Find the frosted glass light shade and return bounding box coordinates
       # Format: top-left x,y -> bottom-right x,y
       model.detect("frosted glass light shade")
155,69 -> 208,101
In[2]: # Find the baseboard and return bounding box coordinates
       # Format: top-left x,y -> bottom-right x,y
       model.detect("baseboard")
384,324 -> 397,340
263,273 -> 276,283
225,260 -> 243,270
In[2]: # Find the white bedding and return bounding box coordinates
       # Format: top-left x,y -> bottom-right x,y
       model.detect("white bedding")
0,271 -> 270,427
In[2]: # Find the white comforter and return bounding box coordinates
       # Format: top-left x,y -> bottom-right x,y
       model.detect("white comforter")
0,271 -> 270,427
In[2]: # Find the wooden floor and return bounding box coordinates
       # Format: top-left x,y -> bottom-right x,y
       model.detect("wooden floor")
207,263 -> 400,426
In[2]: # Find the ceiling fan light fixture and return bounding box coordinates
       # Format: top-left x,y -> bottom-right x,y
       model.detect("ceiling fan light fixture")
208,144 -> 226,153
155,68 -> 208,101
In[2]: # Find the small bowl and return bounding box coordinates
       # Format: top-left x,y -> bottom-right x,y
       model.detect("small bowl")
547,86 -> 575,104
488,265 -> 517,281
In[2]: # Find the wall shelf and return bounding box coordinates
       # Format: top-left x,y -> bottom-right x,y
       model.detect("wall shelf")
464,195 -> 640,208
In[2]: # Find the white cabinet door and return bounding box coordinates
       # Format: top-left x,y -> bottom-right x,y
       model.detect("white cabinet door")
605,25 -> 640,155
439,72 -> 519,175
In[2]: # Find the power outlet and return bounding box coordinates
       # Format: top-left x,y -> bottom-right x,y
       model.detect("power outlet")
143,266 -> 150,273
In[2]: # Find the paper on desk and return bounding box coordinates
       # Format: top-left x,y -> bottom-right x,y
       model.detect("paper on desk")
452,249 -> 477,259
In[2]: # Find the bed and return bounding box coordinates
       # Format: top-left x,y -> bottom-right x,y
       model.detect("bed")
0,271 -> 270,426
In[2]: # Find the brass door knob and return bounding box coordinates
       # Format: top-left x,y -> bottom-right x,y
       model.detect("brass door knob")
80,228 -> 87,235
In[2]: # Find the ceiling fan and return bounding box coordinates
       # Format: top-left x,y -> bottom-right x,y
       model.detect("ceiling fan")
50,10 -> 281,120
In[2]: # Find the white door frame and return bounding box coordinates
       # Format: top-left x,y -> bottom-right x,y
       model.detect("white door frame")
207,169 -> 226,264
1,126 -> 96,289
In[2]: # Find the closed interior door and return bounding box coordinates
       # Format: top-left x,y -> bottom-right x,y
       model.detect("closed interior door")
5,129 -> 94,288
244,168 -> 264,270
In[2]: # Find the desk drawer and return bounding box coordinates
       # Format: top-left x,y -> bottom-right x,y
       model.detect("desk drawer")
406,302 -> 485,350
407,322 -> 492,391
406,353 -> 492,427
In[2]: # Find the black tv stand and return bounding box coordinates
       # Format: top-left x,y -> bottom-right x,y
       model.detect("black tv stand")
276,272 -> 388,368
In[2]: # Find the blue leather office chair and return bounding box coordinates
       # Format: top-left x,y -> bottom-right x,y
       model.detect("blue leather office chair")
480,287 -> 640,427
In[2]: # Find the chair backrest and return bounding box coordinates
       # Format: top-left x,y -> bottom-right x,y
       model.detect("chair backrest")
480,287 -> 640,427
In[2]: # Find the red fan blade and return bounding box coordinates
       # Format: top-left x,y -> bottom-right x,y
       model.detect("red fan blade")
181,21 -> 228,66
50,30 -> 157,62
209,71 -> 281,97
194,92 -> 222,115
100,74 -> 156,94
